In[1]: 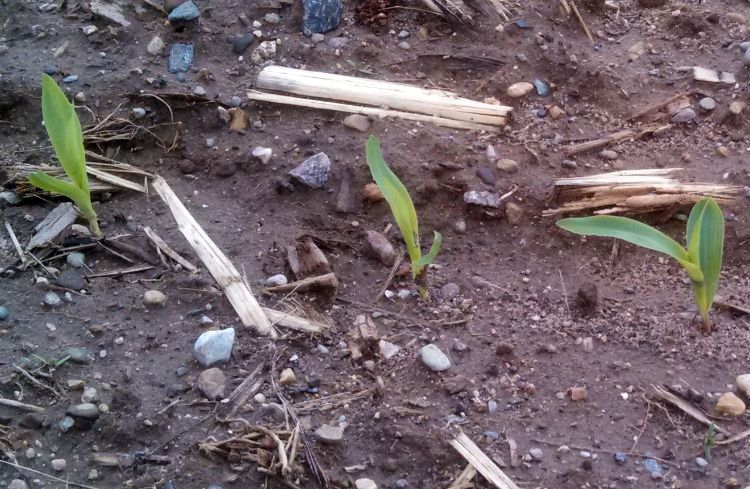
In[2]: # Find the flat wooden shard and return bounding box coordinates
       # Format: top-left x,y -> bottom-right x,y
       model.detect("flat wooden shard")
26,202 -> 77,251
249,65 -> 510,130
450,432 -> 521,489
90,0 -> 131,27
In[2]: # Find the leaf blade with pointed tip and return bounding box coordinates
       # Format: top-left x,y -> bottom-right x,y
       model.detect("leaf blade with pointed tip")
414,231 -> 442,269
556,215 -> 690,261
365,136 -> 421,265
41,74 -> 88,194
695,198 -> 724,313
28,171 -> 90,211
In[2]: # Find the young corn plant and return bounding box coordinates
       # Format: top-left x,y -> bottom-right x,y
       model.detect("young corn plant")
365,136 -> 442,288
29,75 -> 101,237
556,197 -> 724,331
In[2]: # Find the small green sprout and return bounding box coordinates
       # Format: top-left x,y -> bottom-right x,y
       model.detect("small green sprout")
29,75 -> 101,237
703,423 -> 716,461
365,135 -> 442,281
556,197 -> 724,331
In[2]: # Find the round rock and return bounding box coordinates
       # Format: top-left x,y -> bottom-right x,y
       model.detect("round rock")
194,328 -> 236,367
197,367 -> 226,400
8,480 -> 29,489
736,374 -> 750,397
506,82 -> 534,98
265,274 -> 288,287
51,458 -> 67,471
671,107 -> 697,123
343,114 -> 372,132
698,97 -> 716,111
143,290 -> 167,306
419,344 -> 451,371
66,251 -> 85,268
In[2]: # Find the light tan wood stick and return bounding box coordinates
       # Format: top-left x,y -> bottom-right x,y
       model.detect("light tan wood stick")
143,226 -> 198,272
254,66 -> 510,123
247,90 -> 502,131
151,176 -> 276,337
0,398 -> 46,413
450,432 -> 521,489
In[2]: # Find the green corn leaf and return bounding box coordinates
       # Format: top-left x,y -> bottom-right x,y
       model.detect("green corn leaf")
41,74 -> 89,194
693,198 -> 724,314
556,215 -> 690,261
413,231 -> 443,273
365,136 -> 421,264
28,171 -> 92,214
686,197 -> 710,263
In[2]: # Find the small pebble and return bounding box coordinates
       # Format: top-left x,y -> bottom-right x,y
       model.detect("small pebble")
506,82 -> 534,98
671,107 -> 696,123
419,344 -> 451,371
265,274 -> 288,287
51,458 -> 67,471
496,158 -> 519,173
529,448 -> 544,461
143,290 -> 167,306
599,150 -> 618,160
698,97 -> 716,111
44,291 -> 62,307
63,75 -> 78,83
0,306 -> 9,320
131,107 -> 146,119
398,41 -> 411,50
695,457 -> 708,468
193,85 -> 206,96
66,251 -> 85,268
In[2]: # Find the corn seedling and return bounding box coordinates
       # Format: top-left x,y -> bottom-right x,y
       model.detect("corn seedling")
365,136 -> 442,283
29,75 -> 101,237
556,197 -> 724,331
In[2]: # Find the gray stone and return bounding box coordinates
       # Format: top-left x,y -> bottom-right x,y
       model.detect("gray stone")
476,166 -> 497,185
66,403 -> 100,419
264,12 -> 281,23
671,107 -> 697,123
81,386 -> 98,403
463,190 -> 500,208
441,282 -> 460,300
529,448 -> 544,461
695,457 -> 708,468
599,150 -> 618,160
378,340 -> 400,360
197,367 -> 226,400
143,290 -> 166,306
251,40 -> 276,63
315,424 -> 344,443
0,191 -> 20,204
51,458 -> 67,471
496,158 -> 519,173
265,274 -> 288,287
289,153 -> 331,188
193,85 -> 206,96
63,75 -> 78,83
168,0 -> 199,21
395,480 -> 408,489
67,251 -> 85,268
131,107 -> 146,119
302,0 -> 343,35
327,37 -> 348,49
398,30 -> 410,38
18,413 -> 44,429
193,328 -> 235,367
66,347 -> 91,364
168,43 -> 193,73
147,36 -> 165,55
229,96 -> 242,107
487,400 -> 498,413
343,114 -> 371,132
505,202 -> 524,225
8,480 -> 29,489
56,269 -> 85,290
44,291 -> 62,307
260,402 -> 286,420
232,33 -> 254,55
419,344 -> 451,371
311,33 -> 325,43
0,306 -> 8,320
699,97 -> 716,111
398,41 -> 411,50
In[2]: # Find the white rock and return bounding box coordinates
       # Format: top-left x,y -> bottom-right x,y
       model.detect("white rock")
81,386 -> 98,403
147,36 -> 165,55
8,480 -> 29,489
343,114 -> 372,132
193,85 -> 207,96
378,340 -> 400,360
252,146 -> 273,164
736,374 -> 750,397
419,344 -> 451,371
355,478 -> 377,489
193,328 -> 235,367
143,290 -> 166,306
51,458 -> 67,471
131,107 -> 146,119
265,274 -> 287,287
251,40 -> 276,63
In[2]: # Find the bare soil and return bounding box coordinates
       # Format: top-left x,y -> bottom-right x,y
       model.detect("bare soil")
2,0 -> 750,488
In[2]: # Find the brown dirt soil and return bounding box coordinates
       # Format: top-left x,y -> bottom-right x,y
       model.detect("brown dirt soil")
2,0 -> 750,488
